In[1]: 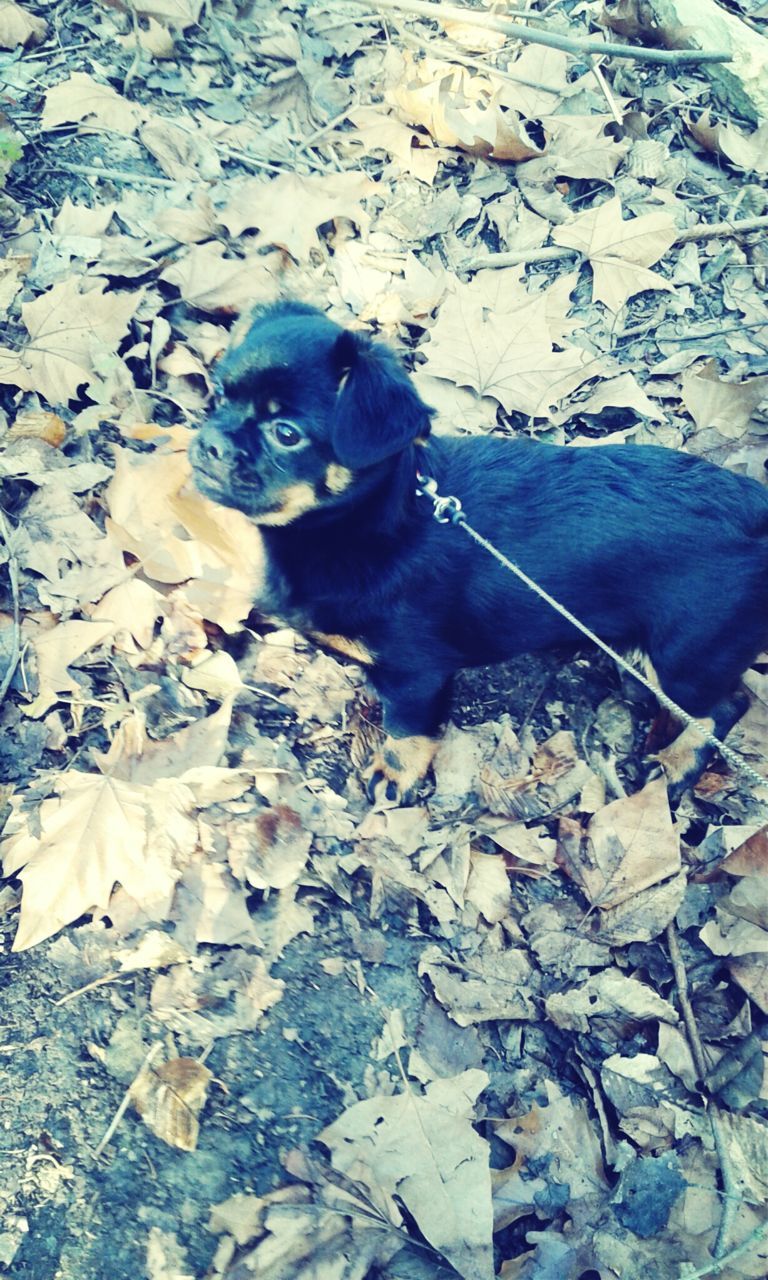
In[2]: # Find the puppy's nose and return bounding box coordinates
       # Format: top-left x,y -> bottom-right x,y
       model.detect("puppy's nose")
195,425 -> 242,465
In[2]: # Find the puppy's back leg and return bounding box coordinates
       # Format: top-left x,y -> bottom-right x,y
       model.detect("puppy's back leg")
650,690 -> 750,805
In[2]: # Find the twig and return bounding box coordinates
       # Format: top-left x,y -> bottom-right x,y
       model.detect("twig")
0,510 -> 21,706
465,214 -> 768,273
464,246 -> 578,270
666,922 -> 739,1259
676,214 -> 768,242
679,1216 -> 768,1279
588,58 -> 623,126
93,1041 -> 163,1159
53,161 -> 178,187
339,0 -> 732,64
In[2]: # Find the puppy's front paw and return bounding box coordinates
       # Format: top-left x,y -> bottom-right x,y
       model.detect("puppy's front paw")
363,734 -> 439,806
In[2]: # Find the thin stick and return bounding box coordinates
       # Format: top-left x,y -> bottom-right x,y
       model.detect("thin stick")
679,1216 -> 768,1279
0,511 -> 21,706
676,214 -> 768,242
53,161 -> 177,188
666,923 -> 739,1259
465,214 -> 768,272
340,0 -> 732,64
401,31 -> 563,94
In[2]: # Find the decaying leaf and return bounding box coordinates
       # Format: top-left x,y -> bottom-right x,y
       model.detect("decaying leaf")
130,1055 -> 213,1151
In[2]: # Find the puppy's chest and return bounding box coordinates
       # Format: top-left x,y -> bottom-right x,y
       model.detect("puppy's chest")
260,555 -> 367,646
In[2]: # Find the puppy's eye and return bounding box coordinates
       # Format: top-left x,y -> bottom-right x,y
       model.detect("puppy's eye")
266,419 -> 305,449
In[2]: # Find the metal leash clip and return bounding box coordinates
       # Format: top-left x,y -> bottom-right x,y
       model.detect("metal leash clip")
415,472 -> 464,524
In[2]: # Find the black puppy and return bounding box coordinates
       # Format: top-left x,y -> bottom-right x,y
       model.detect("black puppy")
190,300 -> 768,804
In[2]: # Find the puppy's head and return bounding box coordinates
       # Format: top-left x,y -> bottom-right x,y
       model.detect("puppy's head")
189,301 -> 432,525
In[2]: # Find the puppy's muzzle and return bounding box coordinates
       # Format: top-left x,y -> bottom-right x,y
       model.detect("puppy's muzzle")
190,425 -> 255,495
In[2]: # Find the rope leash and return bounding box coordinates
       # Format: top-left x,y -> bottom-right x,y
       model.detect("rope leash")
415,472 -> 767,795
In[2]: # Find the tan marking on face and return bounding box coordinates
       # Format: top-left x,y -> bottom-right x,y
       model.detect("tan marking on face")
254,482 -> 318,526
266,397 -> 281,416
324,463 -> 353,495
310,631 -> 373,665
363,734 -> 440,806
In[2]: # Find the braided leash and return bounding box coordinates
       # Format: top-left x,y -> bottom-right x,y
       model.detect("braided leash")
415,472 -> 767,795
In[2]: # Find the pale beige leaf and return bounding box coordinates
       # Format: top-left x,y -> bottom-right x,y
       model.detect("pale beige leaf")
41,72 -> 144,134
25,618 -> 116,717
320,1070 -> 494,1280
159,242 -> 279,313
218,171 -> 375,258
553,197 -> 678,311
546,968 -> 679,1033
0,0 -> 47,48
682,360 -> 768,437
133,0 -> 203,26
419,944 -> 536,1024
89,578 -> 167,650
18,277 -> 143,403
558,776 -> 679,910
423,293 -> 596,416
0,772 -> 185,950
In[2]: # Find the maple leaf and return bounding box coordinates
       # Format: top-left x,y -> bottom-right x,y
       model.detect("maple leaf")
552,196 -> 678,312
422,293 -> 597,416
24,618 -> 116,717
218,171 -> 376,259
105,444 -> 264,629
159,242 -> 278,313
1,772 -> 181,950
0,276 -> 143,403
41,71 -> 143,134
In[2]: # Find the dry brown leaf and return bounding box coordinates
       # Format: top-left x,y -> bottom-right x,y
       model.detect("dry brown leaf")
423,293 -> 597,416
140,117 -> 220,181
218,171 -> 375,259
0,0 -> 47,46
0,276 -> 143,402
133,0 -> 202,26
553,196 -> 678,312
557,776 -> 679,910
41,72 -> 144,134
320,1070 -> 494,1280
687,112 -> 768,176
479,725 -> 594,820
347,105 -> 442,184
241,805 -> 312,892
545,968 -> 679,1033
419,944 -> 536,1024
105,444 -> 264,629
159,242 -> 279,313
494,1081 -> 608,1230
130,1055 -> 213,1151
95,701 -> 235,784
0,772 -> 183,950
24,618 -> 116,717
89,577 -> 167,651
681,360 -> 768,437
496,45 -> 568,117
390,51 -> 541,162
542,114 -> 629,180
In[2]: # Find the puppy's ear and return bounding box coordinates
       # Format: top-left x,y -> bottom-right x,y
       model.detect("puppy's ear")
331,330 -> 432,468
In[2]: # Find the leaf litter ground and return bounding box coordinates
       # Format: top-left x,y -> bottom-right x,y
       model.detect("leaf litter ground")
1,1 -> 768,1278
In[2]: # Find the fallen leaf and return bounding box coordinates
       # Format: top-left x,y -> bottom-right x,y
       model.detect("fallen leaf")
130,1055 -> 213,1151
320,1070 -> 494,1280
553,196 -> 678,312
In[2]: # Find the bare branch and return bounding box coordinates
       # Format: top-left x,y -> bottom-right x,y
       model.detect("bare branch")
337,0 -> 732,65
